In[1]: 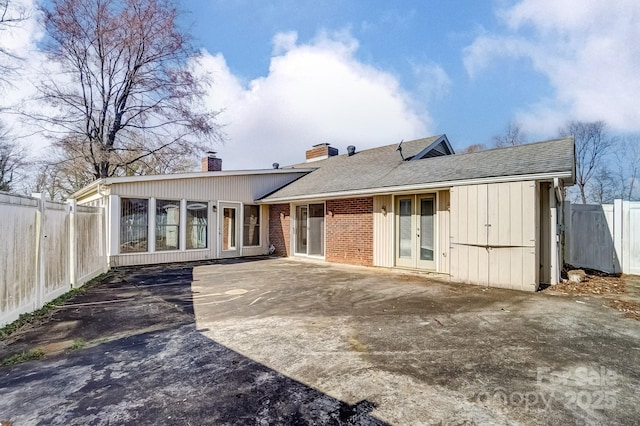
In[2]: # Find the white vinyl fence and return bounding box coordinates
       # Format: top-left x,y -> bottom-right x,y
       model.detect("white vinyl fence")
565,200 -> 640,275
0,193 -> 108,326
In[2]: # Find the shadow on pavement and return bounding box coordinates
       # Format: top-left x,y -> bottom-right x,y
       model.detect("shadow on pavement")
0,258 -> 387,425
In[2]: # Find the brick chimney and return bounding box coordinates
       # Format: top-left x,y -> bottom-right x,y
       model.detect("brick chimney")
306,143 -> 338,162
201,151 -> 222,172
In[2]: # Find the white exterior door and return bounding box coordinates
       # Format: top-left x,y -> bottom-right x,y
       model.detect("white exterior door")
395,195 -> 436,270
219,202 -> 241,258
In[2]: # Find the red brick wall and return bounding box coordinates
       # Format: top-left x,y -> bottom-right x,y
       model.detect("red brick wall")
326,198 -> 373,266
269,204 -> 290,256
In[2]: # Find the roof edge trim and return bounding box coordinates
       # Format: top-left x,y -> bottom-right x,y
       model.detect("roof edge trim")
259,171 -> 573,203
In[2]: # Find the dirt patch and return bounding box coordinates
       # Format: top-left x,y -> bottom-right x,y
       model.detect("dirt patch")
548,275 -> 626,295
608,299 -> 640,321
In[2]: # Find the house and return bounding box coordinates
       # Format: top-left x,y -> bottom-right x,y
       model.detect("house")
72,135 -> 575,291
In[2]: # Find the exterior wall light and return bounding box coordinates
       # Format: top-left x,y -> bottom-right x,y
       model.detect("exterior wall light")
381,205 -> 387,216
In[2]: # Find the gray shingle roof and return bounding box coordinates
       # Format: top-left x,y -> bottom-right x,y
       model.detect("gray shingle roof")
261,136 -> 575,202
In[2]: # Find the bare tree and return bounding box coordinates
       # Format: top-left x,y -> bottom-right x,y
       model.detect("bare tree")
492,121 -> 527,148
613,136 -> 640,201
34,131 -> 199,200
559,121 -> 615,204
589,167 -> 617,204
0,122 -> 27,192
461,143 -> 486,153
0,0 -> 28,85
33,0 -> 221,180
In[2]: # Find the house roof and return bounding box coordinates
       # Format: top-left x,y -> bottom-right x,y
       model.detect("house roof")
260,136 -> 575,203
70,168 -> 314,200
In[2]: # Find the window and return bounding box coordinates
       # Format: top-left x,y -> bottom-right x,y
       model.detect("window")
156,200 -> 180,251
120,198 -> 148,253
186,201 -> 208,249
243,205 -> 260,246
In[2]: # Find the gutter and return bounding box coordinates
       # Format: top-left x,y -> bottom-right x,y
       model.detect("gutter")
259,171 -> 574,204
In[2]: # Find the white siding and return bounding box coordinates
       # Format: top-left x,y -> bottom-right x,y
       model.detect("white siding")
373,195 -> 394,267
111,173 -> 305,203
106,173 -> 304,266
450,181 -> 538,291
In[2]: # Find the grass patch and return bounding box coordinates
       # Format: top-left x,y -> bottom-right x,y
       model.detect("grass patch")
0,272 -> 110,341
69,338 -> 85,350
1,348 -> 45,366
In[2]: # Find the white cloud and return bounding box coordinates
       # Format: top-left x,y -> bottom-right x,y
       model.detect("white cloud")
199,31 -> 431,169
464,0 -> 640,134
0,0 -> 50,154
412,62 -> 452,101
2,10 -> 434,171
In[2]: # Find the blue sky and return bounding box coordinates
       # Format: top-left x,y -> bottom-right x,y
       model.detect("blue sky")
1,0 -> 639,169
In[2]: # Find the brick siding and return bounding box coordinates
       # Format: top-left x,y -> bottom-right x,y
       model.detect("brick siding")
326,198 -> 373,266
269,204 -> 290,256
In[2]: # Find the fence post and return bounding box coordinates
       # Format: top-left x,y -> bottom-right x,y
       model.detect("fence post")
31,193 -> 46,309
612,199 -> 623,274
68,199 -> 77,288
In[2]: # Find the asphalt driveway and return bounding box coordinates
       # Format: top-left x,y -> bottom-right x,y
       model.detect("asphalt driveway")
1,257 -> 639,425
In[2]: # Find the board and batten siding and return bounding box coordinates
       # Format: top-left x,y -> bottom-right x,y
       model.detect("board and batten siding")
450,181 -> 538,291
437,190 -> 450,274
373,195 -> 394,267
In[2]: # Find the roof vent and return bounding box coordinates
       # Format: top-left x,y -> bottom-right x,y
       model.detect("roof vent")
272,162 -> 279,169
347,145 -> 356,156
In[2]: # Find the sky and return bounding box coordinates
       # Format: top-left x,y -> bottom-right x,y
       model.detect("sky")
1,0 -> 639,169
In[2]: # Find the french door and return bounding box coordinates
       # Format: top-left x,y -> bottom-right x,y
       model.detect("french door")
396,195 -> 436,269
294,203 -> 325,256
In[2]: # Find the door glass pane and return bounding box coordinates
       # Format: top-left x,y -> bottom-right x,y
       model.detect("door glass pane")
223,207 -> 236,250
420,198 -> 434,261
309,204 -> 325,256
399,199 -> 412,258
296,206 -> 308,254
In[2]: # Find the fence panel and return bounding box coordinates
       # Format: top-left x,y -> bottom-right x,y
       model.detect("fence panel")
0,194 -> 40,326
44,202 -> 70,302
0,193 -> 107,326
75,204 -> 108,285
566,200 -> 639,275
566,203 -> 617,273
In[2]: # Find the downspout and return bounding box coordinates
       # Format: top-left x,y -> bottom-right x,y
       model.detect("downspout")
550,178 -> 562,285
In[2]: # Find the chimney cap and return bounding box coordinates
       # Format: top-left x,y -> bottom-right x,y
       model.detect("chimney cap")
206,151 -> 217,157
312,142 -> 331,148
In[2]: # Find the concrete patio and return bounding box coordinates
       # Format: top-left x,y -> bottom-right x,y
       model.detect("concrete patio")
1,257 -> 639,425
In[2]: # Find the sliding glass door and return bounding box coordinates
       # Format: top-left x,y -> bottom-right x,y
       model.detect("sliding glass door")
294,203 -> 325,257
